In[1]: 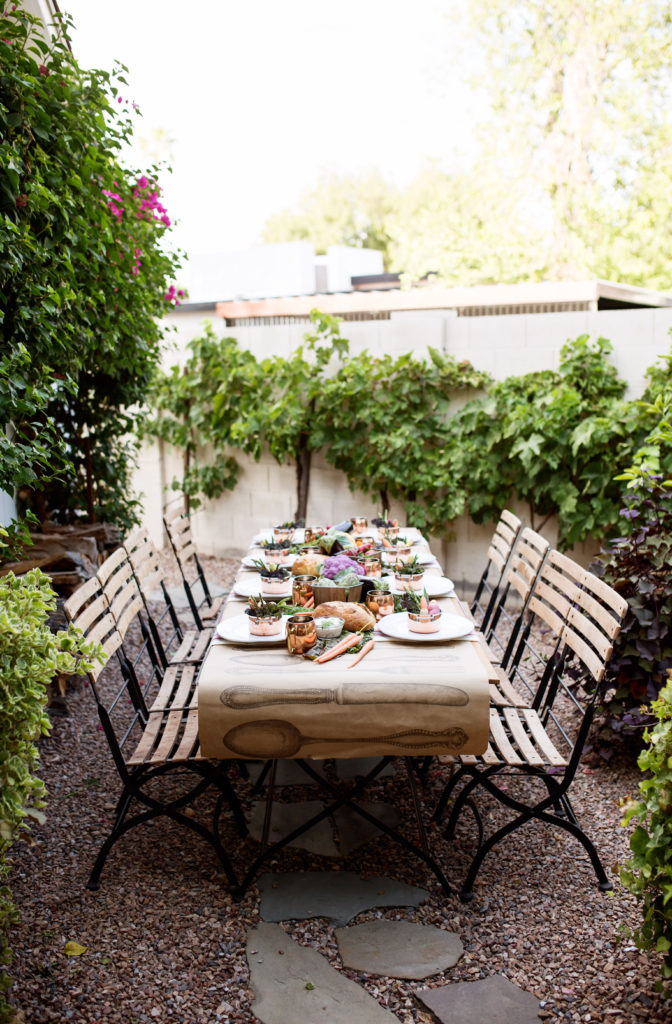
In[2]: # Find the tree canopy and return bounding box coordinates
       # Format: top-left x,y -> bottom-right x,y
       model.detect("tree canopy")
261,1 -> 672,290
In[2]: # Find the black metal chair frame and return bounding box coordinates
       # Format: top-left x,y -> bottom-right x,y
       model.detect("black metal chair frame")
163,504 -> 224,631
470,510 -> 522,635
123,528 -> 207,671
64,577 -> 245,891
433,565 -> 627,901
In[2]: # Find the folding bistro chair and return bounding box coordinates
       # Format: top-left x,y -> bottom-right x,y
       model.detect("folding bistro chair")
470,510 -> 522,634
64,576 -> 245,890
163,502 -> 226,631
434,562 -> 627,901
123,528 -> 213,669
483,526 -> 550,665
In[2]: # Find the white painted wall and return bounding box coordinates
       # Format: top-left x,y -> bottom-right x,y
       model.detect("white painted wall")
138,305 -> 672,587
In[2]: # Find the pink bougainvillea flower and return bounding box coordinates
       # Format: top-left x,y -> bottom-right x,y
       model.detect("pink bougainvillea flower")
136,175 -> 149,190
38,63 -> 48,76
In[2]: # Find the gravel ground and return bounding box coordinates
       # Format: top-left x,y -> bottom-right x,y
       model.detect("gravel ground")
6,553 -> 671,1024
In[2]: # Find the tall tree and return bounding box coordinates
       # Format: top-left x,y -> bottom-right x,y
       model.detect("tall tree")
461,0 -> 672,281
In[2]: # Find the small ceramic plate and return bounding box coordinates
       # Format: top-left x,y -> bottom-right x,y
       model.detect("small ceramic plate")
387,575 -> 455,597
233,574 -> 293,599
216,614 -> 288,644
377,611 -> 473,643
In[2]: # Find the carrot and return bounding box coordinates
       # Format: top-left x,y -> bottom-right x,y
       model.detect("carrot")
347,639 -> 375,668
315,633 -> 360,663
381,536 -> 392,549
305,595 -> 314,608
420,594 -> 428,611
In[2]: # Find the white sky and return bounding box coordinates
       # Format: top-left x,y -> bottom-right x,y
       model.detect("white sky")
61,0 -> 480,260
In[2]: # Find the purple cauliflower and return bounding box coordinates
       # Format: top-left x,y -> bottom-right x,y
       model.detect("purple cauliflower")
322,554 -> 360,579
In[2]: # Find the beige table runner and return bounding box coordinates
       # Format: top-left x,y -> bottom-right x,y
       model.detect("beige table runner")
197,528 -> 491,760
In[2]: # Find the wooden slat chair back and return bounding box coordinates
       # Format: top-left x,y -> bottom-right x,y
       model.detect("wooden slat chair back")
123,528 -> 212,668
434,563 -> 628,900
63,576 -> 243,891
484,526 -> 550,664
470,510 -> 522,633
97,546 -> 163,700
163,504 -> 225,631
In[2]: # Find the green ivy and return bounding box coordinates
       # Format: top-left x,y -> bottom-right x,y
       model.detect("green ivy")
0,554 -> 103,1020
446,336 -> 634,547
316,346 -> 489,535
621,675 -> 672,989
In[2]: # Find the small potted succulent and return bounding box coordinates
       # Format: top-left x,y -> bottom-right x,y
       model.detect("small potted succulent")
246,596 -> 285,636
273,521 -> 297,544
382,538 -> 413,564
257,561 -> 292,595
406,590 -> 442,633
259,539 -> 292,563
393,555 -> 425,592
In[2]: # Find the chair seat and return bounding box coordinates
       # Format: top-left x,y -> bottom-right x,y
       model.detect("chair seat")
128,664 -> 202,765
170,627 -> 214,664
459,707 -> 568,769
198,595 -> 225,623
488,665 -> 529,708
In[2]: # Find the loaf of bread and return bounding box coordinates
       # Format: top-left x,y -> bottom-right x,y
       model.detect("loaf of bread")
312,601 -> 375,632
292,553 -> 326,576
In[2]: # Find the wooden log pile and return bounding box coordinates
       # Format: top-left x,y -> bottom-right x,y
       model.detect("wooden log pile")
0,522 -> 121,595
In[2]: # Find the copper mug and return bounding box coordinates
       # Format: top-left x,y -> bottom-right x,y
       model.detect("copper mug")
292,574 -> 317,607
350,516 -> 368,534
304,525 -> 326,544
365,590 -> 395,617
286,613 -> 317,655
361,554 -> 382,578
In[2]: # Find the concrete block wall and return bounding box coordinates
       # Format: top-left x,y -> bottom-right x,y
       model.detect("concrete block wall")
135,305 -> 672,586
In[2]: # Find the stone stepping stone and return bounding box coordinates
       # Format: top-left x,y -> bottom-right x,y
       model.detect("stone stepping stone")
247,922 -> 397,1024
247,760 -> 326,787
335,920 -> 463,979
417,974 -> 542,1024
332,801 -> 400,855
248,801 -> 339,857
257,871 -> 429,927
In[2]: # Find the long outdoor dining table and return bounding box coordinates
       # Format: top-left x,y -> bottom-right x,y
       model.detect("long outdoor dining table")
198,527 -> 495,761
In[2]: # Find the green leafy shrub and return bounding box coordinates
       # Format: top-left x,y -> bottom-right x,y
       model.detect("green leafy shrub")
621,674 -> 672,988
0,3 -> 182,535
0,557 -> 103,1020
591,378 -> 672,745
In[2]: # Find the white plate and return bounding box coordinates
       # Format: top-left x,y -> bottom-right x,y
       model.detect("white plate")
216,614 -> 288,645
387,575 -> 455,597
242,554 -> 297,570
233,574 -> 293,599
377,611 -> 473,642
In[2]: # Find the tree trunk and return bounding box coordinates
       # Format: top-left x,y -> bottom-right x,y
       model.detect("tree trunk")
379,487 -> 391,514
295,434 -> 311,522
